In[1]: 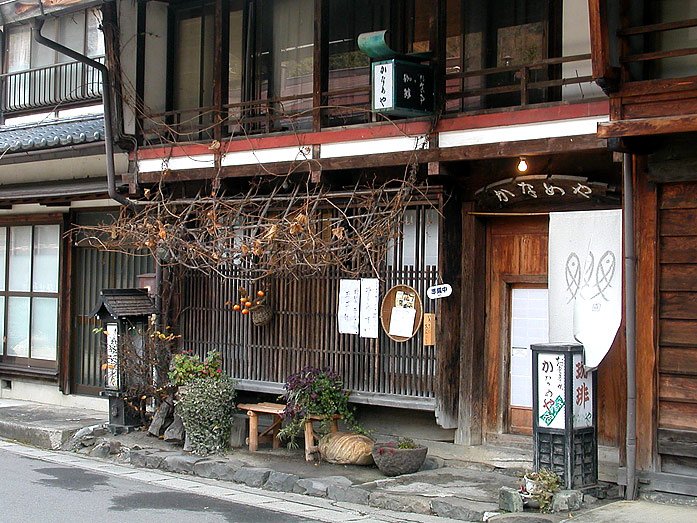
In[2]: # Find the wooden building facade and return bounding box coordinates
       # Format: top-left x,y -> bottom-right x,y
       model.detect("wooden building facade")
100,0 -> 632,457
590,0 -> 697,496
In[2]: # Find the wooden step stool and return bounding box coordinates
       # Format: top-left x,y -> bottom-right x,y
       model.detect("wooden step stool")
237,402 -> 285,452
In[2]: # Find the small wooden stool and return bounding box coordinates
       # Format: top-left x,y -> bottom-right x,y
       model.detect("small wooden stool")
303,414 -> 340,461
237,402 -> 285,452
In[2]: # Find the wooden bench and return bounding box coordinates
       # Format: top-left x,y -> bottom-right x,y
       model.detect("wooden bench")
303,413 -> 340,461
237,401 -> 340,460
237,402 -> 285,452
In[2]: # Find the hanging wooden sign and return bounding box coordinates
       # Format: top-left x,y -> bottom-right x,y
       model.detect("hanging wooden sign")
423,313 -> 436,346
474,175 -> 619,210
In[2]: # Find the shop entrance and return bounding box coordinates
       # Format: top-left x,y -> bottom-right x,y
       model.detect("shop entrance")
485,216 -> 548,437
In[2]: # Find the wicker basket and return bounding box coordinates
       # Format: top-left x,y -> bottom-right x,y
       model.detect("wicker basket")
379,284 -> 423,342
251,302 -> 273,326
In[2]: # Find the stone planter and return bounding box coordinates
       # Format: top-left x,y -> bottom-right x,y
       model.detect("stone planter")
371,443 -> 428,476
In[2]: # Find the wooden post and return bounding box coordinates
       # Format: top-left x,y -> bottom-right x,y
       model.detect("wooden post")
634,155 -> 658,471
248,411 -> 259,452
588,0 -> 620,92
435,189 -> 462,429
312,0 -> 328,132
455,202 -> 486,445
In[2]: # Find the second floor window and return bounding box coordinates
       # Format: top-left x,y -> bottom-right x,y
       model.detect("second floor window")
3,8 -> 105,116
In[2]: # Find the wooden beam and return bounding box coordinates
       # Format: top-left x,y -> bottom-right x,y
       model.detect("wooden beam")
598,114 -> 697,139
634,155 -> 658,472
438,134 -> 607,161
588,0 -> 619,92
139,134 -> 606,184
455,202 -> 486,445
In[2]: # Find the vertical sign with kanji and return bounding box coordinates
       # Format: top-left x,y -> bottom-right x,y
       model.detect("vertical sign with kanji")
373,61 -> 394,111
537,353 -> 566,430
572,353 -> 594,428
105,323 -> 119,390
372,59 -> 433,117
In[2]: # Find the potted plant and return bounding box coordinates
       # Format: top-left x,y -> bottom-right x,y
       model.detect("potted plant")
277,366 -> 362,446
372,437 -> 428,476
519,468 -> 561,512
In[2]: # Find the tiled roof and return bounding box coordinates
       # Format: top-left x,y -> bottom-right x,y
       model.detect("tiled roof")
0,116 -> 105,153
91,289 -> 157,319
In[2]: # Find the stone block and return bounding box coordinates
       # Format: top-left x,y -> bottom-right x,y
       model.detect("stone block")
229,413 -> 247,448
162,454 -> 205,474
420,456 -> 445,471
163,412 -> 185,442
89,442 -> 112,458
233,467 -> 272,488
327,485 -> 370,505
368,492 -> 432,514
265,471 -> 299,492
294,476 -> 352,497
432,498 -> 500,521
144,451 -> 172,469
498,486 -> 524,513
193,459 -> 245,481
551,490 -> 583,512
129,449 -> 151,468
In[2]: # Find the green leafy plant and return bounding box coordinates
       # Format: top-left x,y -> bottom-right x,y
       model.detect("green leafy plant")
278,366 -> 362,446
169,351 -> 222,386
175,375 -> 237,455
397,437 -> 418,449
520,468 -> 561,513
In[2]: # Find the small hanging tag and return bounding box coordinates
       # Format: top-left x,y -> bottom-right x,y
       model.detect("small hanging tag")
423,313 -> 436,346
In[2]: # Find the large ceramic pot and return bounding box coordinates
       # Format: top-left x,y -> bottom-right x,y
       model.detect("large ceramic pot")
371,443 -> 428,476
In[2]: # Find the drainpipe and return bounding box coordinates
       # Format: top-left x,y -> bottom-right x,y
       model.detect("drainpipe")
623,152 -> 637,500
32,18 -> 136,211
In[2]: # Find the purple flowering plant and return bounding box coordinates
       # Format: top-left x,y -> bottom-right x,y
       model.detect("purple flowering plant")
278,366 -> 361,445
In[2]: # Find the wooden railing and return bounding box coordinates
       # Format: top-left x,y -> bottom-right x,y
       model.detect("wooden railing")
445,53 -> 594,112
0,56 -> 104,115
141,53 -> 597,143
619,19 -> 697,81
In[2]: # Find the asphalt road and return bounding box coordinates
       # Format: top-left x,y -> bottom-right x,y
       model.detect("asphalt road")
0,448 -> 316,523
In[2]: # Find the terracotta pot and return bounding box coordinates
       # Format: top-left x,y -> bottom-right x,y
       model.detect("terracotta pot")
371,443 -> 428,476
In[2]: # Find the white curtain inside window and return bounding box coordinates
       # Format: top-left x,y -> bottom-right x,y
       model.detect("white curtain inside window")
272,0 -> 313,113
7,26 -> 31,72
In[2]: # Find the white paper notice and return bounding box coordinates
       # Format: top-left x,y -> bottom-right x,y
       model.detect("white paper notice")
389,307 -> 416,338
360,278 -> 380,338
338,279 -> 360,334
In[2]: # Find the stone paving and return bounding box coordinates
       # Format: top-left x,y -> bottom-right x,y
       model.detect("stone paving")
61,427 -> 611,522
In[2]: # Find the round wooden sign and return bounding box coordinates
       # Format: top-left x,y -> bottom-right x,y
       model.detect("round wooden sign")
380,284 -> 423,342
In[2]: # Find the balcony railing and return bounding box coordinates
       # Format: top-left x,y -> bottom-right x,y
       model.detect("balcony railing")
0,56 -> 104,115
140,53 -> 598,144
619,19 -> 697,82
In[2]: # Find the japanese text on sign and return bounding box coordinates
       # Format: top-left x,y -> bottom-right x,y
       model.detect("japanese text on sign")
538,353 -> 566,429
373,62 -> 394,110
572,353 -> 594,428
427,283 -> 452,299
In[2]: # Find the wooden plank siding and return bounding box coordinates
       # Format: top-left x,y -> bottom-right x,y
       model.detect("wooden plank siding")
179,205 -> 441,408
657,181 -> 697,474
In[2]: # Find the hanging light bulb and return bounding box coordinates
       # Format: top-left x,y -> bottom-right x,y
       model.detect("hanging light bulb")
517,157 -> 528,173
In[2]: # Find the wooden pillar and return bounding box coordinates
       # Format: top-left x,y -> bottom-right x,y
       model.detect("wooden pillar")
588,0 -> 620,93
213,0 -> 227,144
455,202 -> 486,445
435,189 -> 462,429
312,0 -> 328,132
634,155 -> 658,471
